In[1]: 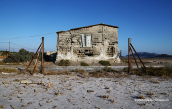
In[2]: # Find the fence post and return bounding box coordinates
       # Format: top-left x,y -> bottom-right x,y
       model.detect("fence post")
130,43 -> 146,69
6,49 -> 7,63
9,41 -> 10,55
33,44 -> 42,74
42,37 -> 44,73
25,43 -> 42,72
128,38 -> 131,73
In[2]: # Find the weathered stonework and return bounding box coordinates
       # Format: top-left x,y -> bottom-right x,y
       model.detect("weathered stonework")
56,23 -> 120,62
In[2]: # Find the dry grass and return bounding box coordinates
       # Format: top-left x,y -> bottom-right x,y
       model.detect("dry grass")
88,67 -> 117,78
58,59 -> 70,66
45,70 -> 57,75
138,95 -> 145,99
0,61 -> 20,65
2,80 -> 7,84
98,60 -> 111,66
87,90 -> 94,93
0,105 -> 4,108
109,98 -> 117,104
80,62 -> 89,66
162,92 -> 167,95
147,92 -> 155,96
58,71 -> 72,75
21,105 -> 26,107
13,79 -> 20,82
26,68 -> 40,74
54,91 -> 60,96
0,68 -> 19,73
150,79 -> 160,84
72,69 -> 85,73
100,95 -> 109,99
133,66 -> 172,77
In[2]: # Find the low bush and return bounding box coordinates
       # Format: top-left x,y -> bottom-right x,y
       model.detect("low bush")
58,59 -> 70,66
103,66 -> 116,72
80,62 -> 89,66
13,79 -> 20,82
98,60 -> 111,66
72,69 -> 85,73
0,61 -> 20,65
0,61 -> 6,65
2,48 -> 39,63
132,66 -> 172,77
58,71 -> 72,75
0,68 -> 18,73
96,67 -> 116,73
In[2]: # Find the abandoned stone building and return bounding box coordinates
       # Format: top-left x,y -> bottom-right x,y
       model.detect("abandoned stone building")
56,23 -> 120,62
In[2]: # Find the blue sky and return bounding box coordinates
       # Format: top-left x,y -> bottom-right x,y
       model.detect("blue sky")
0,0 -> 172,56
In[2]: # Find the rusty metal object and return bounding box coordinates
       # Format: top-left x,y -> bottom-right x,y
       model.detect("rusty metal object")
33,44 -> 42,73
130,43 -> 146,69
130,46 -> 140,73
41,37 -> 44,73
25,43 -> 42,72
128,38 -> 131,73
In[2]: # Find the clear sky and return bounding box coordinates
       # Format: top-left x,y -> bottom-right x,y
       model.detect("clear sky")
0,0 -> 172,56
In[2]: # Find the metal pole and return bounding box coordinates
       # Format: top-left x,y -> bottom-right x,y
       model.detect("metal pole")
42,37 -> 44,73
33,44 -> 42,74
25,43 -> 42,72
128,38 -> 131,73
130,43 -> 146,69
130,46 -> 140,73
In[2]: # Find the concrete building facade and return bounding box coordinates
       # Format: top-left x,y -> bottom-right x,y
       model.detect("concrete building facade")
56,23 -> 120,62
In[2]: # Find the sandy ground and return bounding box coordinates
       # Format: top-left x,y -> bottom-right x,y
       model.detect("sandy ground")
0,73 -> 171,109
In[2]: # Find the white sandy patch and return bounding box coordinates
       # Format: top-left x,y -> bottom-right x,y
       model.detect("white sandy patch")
0,73 -> 171,109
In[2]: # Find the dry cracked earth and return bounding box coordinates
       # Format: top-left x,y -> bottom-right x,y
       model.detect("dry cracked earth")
0,72 -> 172,109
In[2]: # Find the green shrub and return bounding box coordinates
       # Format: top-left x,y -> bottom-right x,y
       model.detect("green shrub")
99,60 -> 111,66
80,62 -> 89,66
2,48 -> 39,63
58,59 -> 70,66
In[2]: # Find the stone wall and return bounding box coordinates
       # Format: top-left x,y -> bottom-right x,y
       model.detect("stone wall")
56,25 -> 120,62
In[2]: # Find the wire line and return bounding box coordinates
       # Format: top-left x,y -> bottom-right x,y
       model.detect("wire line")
10,42 -> 37,50
0,32 -> 56,40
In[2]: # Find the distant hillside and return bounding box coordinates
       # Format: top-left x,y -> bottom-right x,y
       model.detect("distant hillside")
125,52 -> 172,58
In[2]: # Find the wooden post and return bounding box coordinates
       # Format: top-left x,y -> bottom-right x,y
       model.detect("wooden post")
130,43 -> 146,69
6,49 -> 7,63
9,41 -> 10,55
33,44 -> 42,73
128,38 -> 131,73
41,37 -> 44,73
130,46 -> 140,73
25,43 -> 42,72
